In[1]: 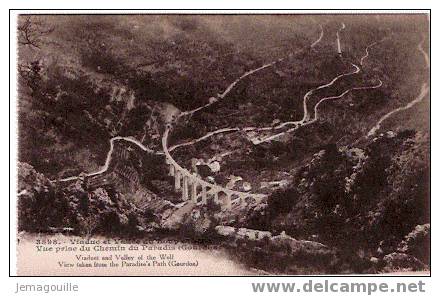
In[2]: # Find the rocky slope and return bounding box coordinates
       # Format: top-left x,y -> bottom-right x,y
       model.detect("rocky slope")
17,14 -> 430,274
240,130 -> 430,273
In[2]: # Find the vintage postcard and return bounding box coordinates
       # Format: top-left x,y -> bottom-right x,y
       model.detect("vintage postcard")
14,12 -> 430,276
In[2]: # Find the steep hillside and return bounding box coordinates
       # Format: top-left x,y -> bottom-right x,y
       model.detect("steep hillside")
16,14 -> 430,274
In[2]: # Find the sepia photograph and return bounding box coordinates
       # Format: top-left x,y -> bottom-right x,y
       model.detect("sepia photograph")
14,12 -> 430,276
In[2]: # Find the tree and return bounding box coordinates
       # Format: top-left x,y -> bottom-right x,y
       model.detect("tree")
79,214 -> 100,238
17,16 -> 53,49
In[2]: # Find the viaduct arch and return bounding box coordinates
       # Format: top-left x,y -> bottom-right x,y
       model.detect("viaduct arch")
162,127 -> 266,210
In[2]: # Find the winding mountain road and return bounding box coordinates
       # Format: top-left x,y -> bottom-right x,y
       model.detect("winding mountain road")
55,24 -> 325,183
418,36 -> 430,69
177,23 -> 328,121
55,24 -> 391,192
169,127 -> 241,152
178,61 -> 281,120
366,82 -> 429,137
240,62 -> 362,135
56,136 -> 159,182
360,38 -> 387,66
171,26 -> 382,150
301,62 -> 360,123
256,79 -> 383,144
365,35 -> 429,138
310,24 -> 324,49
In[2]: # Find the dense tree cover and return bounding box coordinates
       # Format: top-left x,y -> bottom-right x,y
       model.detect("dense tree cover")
17,15 -> 311,177
18,62 -> 113,178
16,15 -> 429,273
18,15 -> 428,177
17,162 -> 148,237
245,130 -> 429,270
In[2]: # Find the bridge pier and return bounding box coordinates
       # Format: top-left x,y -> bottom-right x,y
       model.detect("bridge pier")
241,194 -> 249,205
225,193 -> 232,210
191,180 -> 198,202
182,175 -> 189,200
175,170 -> 181,191
163,148 -> 266,210
201,185 -> 207,204
239,195 -> 245,205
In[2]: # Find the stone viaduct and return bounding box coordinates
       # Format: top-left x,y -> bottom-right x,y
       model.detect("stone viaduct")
162,127 -> 266,210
